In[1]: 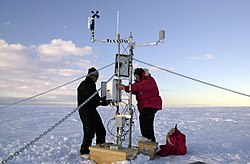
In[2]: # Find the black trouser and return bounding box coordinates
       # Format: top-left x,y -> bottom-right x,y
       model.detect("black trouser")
139,107 -> 157,142
79,107 -> 106,154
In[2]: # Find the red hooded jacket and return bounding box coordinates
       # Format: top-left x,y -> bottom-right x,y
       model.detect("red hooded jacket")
157,125 -> 187,156
124,72 -> 162,112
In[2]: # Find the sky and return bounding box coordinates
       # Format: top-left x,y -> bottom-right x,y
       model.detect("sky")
1,0 -> 250,107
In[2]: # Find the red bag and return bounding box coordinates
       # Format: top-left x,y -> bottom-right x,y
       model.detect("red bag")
157,124 -> 187,156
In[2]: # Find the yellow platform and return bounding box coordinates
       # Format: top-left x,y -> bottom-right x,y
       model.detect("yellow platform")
89,145 -> 138,164
138,141 -> 158,160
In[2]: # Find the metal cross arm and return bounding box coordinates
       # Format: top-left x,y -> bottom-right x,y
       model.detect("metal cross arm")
135,30 -> 165,47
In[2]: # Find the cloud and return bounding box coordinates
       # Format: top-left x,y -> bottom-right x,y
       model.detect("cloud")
37,39 -> 94,61
3,21 -> 12,26
0,39 -> 96,105
2,21 -> 17,28
148,65 -> 175,72
58,68 -> 82,77
0,39 -> 34,70
187,53 -> 214,60
204,53 -> 213,60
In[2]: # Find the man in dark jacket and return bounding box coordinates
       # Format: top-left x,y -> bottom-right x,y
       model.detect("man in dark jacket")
77,67 -> 108,157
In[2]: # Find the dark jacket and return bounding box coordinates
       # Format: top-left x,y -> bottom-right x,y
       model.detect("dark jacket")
77,77 -> 100,108
124,73 -> 162,112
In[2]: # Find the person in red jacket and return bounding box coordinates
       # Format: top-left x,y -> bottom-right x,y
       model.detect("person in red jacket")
117,68 -> 162,142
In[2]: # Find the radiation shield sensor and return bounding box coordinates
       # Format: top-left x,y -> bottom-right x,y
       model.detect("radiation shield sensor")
101,79 -> 121,102
135,30 -> 166,47
159,30 -> 165,43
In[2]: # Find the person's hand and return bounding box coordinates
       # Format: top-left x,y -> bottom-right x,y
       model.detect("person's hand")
101,96 -> 106,102
100,96 -> 110,106
100,100 -> 111,106
117,84 -> 125,90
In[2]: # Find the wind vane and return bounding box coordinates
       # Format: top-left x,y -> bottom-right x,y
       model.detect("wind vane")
88,10 -> 100,42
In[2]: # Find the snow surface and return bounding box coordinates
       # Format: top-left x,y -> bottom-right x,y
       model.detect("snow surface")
0,106 -> 250,164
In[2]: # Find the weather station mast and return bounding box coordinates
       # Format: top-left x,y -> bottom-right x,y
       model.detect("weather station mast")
87,10 -> 165,149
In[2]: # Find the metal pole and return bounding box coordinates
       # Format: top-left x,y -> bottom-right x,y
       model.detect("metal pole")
116,11 -> 121,146
127,32 -> 134,148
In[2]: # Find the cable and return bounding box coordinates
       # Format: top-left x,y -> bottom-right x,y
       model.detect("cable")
1,74 -> 115,164
134,58 -> 250,98
0,62 -> 115,111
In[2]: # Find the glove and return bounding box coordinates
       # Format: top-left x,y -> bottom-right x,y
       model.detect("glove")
101,96 -> 106,102
100,100 -> 111,106
100,96 -> 111,106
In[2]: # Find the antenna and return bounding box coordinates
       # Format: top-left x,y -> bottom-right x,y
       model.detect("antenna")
87,10 -> 165,148
116,11 -> 119,34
